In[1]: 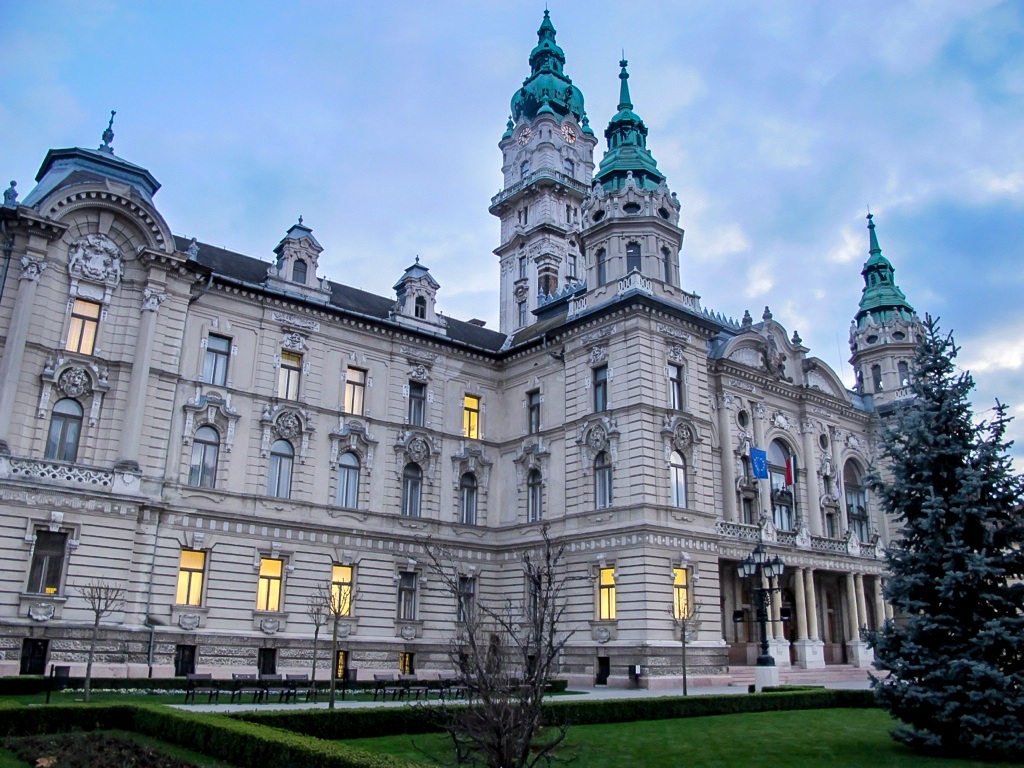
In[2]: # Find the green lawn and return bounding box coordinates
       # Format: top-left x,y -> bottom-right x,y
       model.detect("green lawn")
348,708 -> 1022,768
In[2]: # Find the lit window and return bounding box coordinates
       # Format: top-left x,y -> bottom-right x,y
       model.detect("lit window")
595,451 -> 613,509
598,567 -> 616,620
527,469 -> 543,522
267,439 -> 294,498
399,651 -> 415,674
460,472 -> 478,525
596,249 -> 607,286
278,352 -> 302,400
593,365 -> 608,412
45,398 -> 83,462
768,440 -> 795,531
330,564 -> 353,616
66,298 -> 101,355
408,381 -> 426,426
176,550 -> 206,606
844,462 -> 869,542
397,572 -> 417,620
669,364 -> 685,410
672,567 -> 690,620
626,242 -> 641,273
292,259 -> 308,284
27,530 -> 67,595
256,557 -> 283,612
414,296 -> 427,319
335,650 -> 348,680
463,395 -> 481,439
344,367 -> 367,415
188,425 -> 219,488
337,452 -> 360,508
458,576 -> 476,623
527,390 -> 541,434
203,334 -> 231,386
670,451 -> 687,508
402,463 -> 422,517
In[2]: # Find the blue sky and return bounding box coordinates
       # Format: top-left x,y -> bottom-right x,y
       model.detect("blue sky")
3,1 -> 1023,465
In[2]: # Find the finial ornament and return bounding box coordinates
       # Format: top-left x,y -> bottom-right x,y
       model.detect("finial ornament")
762,306 -> 773,322
2,181 -> 16,208
99,110 -> 116,153
298,215 -> 303,226
415,255 -> 420,264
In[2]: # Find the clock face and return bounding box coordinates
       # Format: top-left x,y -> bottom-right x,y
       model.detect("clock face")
562,124 -> 577,144
517,127 -> 532,146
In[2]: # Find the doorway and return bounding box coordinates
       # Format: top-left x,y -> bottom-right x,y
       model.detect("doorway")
173,644 -> 196,676
258,648 -> 277,675
20,639 -> 48,675
595,656 -> 610,685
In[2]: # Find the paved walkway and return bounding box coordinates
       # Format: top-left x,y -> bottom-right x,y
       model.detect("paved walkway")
176,678 -> 871,714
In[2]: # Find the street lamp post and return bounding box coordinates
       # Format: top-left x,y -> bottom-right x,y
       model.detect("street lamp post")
737,544 -> 785,685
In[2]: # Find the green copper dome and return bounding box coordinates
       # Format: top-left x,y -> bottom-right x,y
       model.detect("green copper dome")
510,11 -> 586,123
856,213 -> 914,326
594,60 -> 666,192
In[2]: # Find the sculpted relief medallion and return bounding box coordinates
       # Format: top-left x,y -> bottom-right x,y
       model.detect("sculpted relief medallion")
68,234 -> 123,286
57,367 -> 92,398
275,411 -> 302,439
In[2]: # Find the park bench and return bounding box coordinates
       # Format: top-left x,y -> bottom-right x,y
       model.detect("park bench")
397,673 -> 430,700
437,671 -> 467,701
285,673 -> 315,703
229,673 -> 263,704
372,673 -> 402,701
260,673 -> 289,703
183,673 -> 220,704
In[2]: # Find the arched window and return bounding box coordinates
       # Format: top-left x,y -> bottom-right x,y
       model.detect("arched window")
768,439 -> 795,531
562,157 -> 574,176
414,296 -> 427,320
188,426 -> 220,488
402,462 -> 422,517
670,451 -> 687,508
337,452 -> 360,508
45,398 -> 83,462
626,242 -> 641,273
527,469 -> 543,522
871,364 -> 883,392
292,259 -> 308,284
267,440 -> 294,498
844,462 -> 869,542
662,247 -> 674,284
595,451 -> 613,509
459,472 -> 478,525
898,361 -> 910,387
596,249 -> 607,286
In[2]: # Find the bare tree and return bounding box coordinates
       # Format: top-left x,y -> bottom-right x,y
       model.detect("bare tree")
670,597 -> 702,696
75,579 -> 125,702
422,525 -> 580,768
310,577 -> 354,709
305,590 -> 330,687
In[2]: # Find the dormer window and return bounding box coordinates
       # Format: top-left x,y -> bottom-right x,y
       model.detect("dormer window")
292,260 -> 308,284
414,296 -> 427,320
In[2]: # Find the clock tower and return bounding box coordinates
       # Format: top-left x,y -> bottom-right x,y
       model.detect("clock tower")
490,11 -> 598,334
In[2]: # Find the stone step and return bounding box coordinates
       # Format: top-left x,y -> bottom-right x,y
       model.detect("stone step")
726,664 -> 871,686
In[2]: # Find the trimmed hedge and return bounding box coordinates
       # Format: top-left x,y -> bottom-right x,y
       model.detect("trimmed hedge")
235,688 -> 878,741
0,702 -> 419,768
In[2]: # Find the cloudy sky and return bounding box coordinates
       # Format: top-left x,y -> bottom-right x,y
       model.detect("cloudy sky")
3,1 -> 1023,465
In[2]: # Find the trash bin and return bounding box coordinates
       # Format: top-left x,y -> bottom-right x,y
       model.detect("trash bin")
628,664 -> 642,688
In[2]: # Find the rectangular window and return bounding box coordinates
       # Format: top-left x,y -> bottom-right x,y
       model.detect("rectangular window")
331,564 -> 353,617
256,557 -> 283,612
397,571 -> 417,620
66,298 -> 101,355
669,364 -> 685,410
673,567 -> 690,620
518,301 -> 528,328
567,254 -> 577,279
203,334 -> 231,386
27,530 -> 67,595
344,367 -> 367,415
175,549 -> 206,606
598,567 -> 616,621
278,352 -> 302,400
398,652 -> 415,675
408,381 -> 426,426
463,395 -> 481,439
527,390 -> 541,434
593,365 -> 608,413
518,255 -> 528,280
457,576 -> 476,624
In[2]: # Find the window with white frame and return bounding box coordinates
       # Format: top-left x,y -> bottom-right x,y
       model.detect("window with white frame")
336,452 -> 360,508
598,566 -> 616,620
670,451 -> 687,508
595,451 -> 613,509
331,564 -> 353,616
457,575 -> 476,623
593,365 -> 608,412
45,398 -> 83,462
278,351 -> 302,400
27,530 -> 68,595
459,472 -> 478,525
527,390 -> 541,434
397,571 -> 417,620
188,425 -> 220,488
203,334 -> 231,386
669,364 -> 684,410
402,463 -> 422,517
66,298 -> 101,355
672,567 -> 690,620
344,367 -> 367,415
408,381 -> 426,426
256,557 -> 284,611
527,469 -> 543,522
844,461 -> 869,542
267,439 -> 294,498
596,248 -> 607,285
176,550 -> 206,606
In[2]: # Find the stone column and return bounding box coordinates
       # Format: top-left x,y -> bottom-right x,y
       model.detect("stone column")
793,566 -> 825,669
805,568 -> 819,640
872,575 -> 886,630
717,395 -> 737,522
855,573 -> 869,632
116,285 -> 165,472
768,572 -> 790,667
793,568 -> 807,641
0,252 -> 47,453
831,431 -> 847,533
799,419 -> 821,535
845,572 -> 872,667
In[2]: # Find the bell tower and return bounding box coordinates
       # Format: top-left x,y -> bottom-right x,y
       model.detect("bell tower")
490,11 -> 598,334
849,213 -> 922,411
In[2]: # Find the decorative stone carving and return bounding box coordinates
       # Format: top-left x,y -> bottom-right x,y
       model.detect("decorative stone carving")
671,422 -> 693,452
178,614 -> 201,631
48,510 -> 64,531
407,436 -> 429,464
260,618 -> 280,635
141,287 -> 166,312
275,411 -> 302,440
409,364 -> 430,383
271,311 -> 320,332
67,233 -> 123,286
185,237 -> 200,259
282,331 -> 308,352
587,425 -> 608,452
400,624 -> 417,640
513,282 -> 529,301
770,411 -> 792,432
28,603 -> 55,622
589,345 -> 608,365
667,344 -> 686,364
594,626 -> 611,644
19,255 -> 47,282
57,367 -> 92,398
337,622 -> 353,639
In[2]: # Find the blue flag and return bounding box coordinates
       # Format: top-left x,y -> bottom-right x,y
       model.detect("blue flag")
750,448 -> 769,479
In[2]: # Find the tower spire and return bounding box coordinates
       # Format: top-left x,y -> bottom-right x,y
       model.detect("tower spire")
509,10 -> 585,122
594,58 -> 665,192
855,212 -> 914,326
617,58 -> 633,110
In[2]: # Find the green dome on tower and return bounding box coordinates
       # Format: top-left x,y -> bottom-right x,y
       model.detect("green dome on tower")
856,213 -> 914,327
510,11 -> 586,123
594,60 -> 666,192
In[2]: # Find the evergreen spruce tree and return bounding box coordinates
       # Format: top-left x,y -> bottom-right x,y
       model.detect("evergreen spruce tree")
869,316 -> 1024,759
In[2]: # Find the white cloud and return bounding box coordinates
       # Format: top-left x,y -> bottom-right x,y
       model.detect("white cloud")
745,262 -> 774,298
970,169 -> 1024,197
695,224 -> 751,262
961,334 -> 1024,373
826,226 -> 862,264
